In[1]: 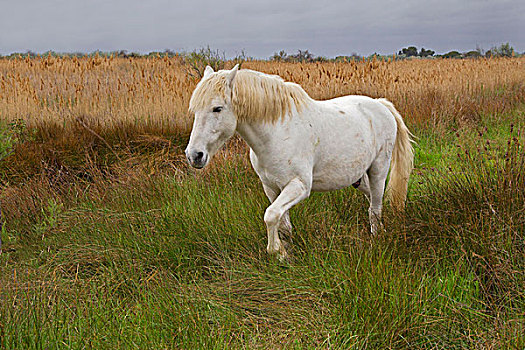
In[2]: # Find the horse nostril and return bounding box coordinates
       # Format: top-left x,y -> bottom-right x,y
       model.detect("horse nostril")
195,151 -> 204,161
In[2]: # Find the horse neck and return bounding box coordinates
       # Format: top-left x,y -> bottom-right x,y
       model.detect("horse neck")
236,118 -> 285,157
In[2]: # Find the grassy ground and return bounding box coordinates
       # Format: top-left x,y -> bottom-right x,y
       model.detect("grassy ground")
1,104 -> 524,349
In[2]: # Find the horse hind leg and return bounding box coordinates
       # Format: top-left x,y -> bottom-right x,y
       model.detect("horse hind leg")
367,159 -> 390,235
354,173 -> 371,201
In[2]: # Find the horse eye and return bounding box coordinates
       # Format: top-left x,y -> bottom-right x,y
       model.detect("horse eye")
213,106 -> 223,113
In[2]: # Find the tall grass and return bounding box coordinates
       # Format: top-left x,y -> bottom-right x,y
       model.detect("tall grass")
1,125 -> 524,347
1,56 -> 523,137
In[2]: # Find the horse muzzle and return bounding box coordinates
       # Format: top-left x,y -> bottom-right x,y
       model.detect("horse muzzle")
185,149 -> 209,169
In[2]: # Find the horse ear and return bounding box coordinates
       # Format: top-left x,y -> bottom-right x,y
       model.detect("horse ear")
203,65 -> 214,78
227,64 -> 239,87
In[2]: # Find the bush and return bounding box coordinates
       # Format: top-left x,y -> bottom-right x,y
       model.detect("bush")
488,43 -> 515,57
270,50 -> 316,63
184,47 -> 246,78
184,46 -> 227,79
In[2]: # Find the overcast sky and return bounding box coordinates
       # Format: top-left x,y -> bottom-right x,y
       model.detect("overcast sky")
1,0 -> 523,57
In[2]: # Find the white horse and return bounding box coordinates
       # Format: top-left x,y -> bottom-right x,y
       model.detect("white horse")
185,64 -> 413,260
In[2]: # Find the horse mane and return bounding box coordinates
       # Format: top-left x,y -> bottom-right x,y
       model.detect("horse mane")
189,69 -> 313,123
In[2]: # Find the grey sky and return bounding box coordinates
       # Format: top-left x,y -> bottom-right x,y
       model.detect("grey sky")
1,0 -> 523,57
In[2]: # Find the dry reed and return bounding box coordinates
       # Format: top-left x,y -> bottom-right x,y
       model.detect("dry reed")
1,56 -> 523,141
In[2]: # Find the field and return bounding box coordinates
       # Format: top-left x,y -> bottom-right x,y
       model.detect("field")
0,56 -> 524,348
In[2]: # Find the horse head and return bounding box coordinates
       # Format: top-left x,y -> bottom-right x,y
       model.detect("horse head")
185,64 -> 239,169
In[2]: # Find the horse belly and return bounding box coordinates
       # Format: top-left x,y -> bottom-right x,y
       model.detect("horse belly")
311,124 -> 375,192
311,159 -> 369,192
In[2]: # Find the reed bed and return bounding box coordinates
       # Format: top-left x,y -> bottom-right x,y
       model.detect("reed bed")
1,56 -> 524,142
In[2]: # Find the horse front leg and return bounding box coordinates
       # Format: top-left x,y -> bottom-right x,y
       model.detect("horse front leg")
262,183 -> 293,237
264,178 -> 310,260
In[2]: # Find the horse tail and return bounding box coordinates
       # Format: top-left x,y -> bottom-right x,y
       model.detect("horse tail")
377,98 -> 414,211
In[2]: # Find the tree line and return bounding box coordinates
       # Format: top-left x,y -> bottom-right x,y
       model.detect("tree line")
0,43 -> 519,61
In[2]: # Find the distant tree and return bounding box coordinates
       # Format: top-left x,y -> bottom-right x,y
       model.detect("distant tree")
398,46 -> 418,57
492,43 -> 514,57
442,51 -> 462,59
163,49 -> 176,57
475,45 -> 485,56
290,49 -> 315,62
419,48 -> 435,57
271,50 -> 288,61
335,53 -> 361,62
464,50 -> 482,58
314,56 -> 329,62
25,50 -> 37,58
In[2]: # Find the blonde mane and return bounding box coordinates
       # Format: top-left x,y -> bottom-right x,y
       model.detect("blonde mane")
189,69 -> 313,123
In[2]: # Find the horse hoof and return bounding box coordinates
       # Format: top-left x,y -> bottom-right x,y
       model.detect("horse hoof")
278,252 -> 289,263
278,245 -> 291,262
267,244 -> 280,255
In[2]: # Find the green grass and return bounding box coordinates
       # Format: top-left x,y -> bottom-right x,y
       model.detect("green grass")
1,109 -> 524,348
0,120 -> 21,163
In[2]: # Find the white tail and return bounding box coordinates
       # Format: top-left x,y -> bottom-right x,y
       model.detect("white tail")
377,98 -> 414,210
